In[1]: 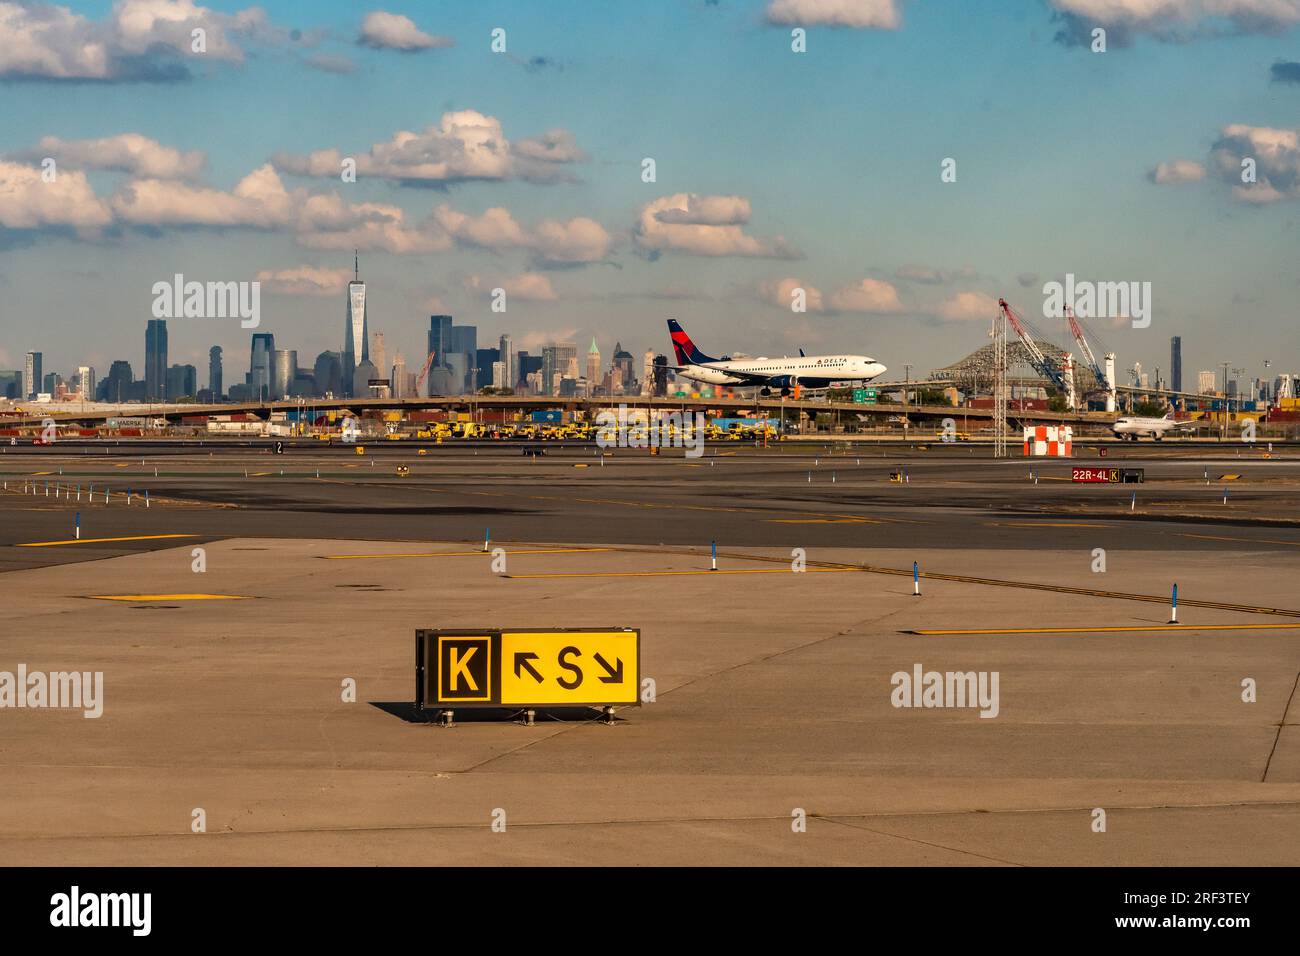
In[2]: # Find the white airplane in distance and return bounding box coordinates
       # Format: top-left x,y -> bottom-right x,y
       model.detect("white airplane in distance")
1111,407 -> 1198,441
667,319 -> 887,396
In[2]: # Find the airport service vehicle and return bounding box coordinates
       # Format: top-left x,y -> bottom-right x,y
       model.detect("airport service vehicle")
1111,409 -> 1197,441
667,319 -> 886,397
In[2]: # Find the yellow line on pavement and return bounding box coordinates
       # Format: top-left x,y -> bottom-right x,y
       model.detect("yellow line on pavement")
324,547 -> 612,560
508,567 -> 862,579
88,593 -> 250,602
18,533 -> 197,548
912,624 -> 1300,635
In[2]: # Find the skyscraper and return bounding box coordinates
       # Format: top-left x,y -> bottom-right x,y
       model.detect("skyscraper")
371,332 -> 386,387
342,252 -> 368,396
391,352 -> 407,398
250,333 -> 275,401
106,360 -> 133,402
427,314 -> 453,396
313,351 -> 343,398
24,351 -> 41,399
1170,336 -> 1182,393
498,334 -> 514,390
542,343 -> 577,396
272,349 -> 297,400
587,338 -> 600,395
1198,369 -> 1216,394
145,319 -> 168,401
209,346 -> 223,400
166,364 -> 196,399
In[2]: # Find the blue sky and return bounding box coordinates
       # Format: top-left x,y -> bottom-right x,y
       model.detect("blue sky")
1,0 -> 1298,388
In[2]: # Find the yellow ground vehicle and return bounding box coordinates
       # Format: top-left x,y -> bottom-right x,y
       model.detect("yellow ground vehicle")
417,448 -> 428,456
355,445 -> 365,455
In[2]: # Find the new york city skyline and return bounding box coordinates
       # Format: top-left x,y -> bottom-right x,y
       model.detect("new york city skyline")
2,0 -> 1298,389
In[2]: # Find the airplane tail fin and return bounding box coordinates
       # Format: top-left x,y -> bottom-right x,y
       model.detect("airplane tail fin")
667,319 -> 718,365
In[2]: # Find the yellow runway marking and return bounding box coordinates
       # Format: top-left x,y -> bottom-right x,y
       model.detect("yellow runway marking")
18,533 -> 197,548
913,624 -> 1300,635
324,547 -> 612,560
88,593 -> 249,602
1179,532 -> 1300,548
249,471 -> 272,477
768,518 -> 875,524
508,568 -> 862,579
31,471 -> 53,476
986,521 -> 1107,529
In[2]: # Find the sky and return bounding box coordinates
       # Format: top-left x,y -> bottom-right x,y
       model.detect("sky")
1,0 -> 1298,389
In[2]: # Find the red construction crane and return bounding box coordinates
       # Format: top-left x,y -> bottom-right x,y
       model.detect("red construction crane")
414,351 -> 437,393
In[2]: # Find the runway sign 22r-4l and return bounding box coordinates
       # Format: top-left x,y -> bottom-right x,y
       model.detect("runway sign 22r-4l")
415,628 -> 640,710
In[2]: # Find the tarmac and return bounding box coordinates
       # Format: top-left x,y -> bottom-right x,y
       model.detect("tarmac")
2,523 -> 1298,864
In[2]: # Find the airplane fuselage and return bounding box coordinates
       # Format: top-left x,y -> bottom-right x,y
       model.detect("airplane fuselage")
1111,416 -> 1191,440
677,355 -> 887,389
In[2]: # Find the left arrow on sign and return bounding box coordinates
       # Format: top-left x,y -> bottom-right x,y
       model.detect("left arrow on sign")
593,652 -> 623,684
514,652 -> 543,683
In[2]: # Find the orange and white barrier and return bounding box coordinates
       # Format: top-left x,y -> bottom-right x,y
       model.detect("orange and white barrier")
1023,425 -> 1072,457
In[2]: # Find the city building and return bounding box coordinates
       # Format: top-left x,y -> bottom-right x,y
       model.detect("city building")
491,360 -> 507,389
145,318 -> 168,400
1170,336 -> 1182,393
1198,369 -> 1216,394
586,338 -> 601,395
104,360 -> 134,402
24,351 -> 42,400
166,364 -> 196,399
343,253 -> 368,396
272,349 -> 297,400
498,334 -> 514,390
0,370 -> 21,399
371,332 -> 386,389
391,352 -> 407,398
209,346 -> 223,400
250,333 -> 275,401
475,347 -> 500,390
77,365 -> 96,400
542,344 -> 577,396
313,351 -> 343,398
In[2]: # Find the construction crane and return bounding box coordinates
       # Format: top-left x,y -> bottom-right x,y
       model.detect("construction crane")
414,351 -> 437,394
996,298 -> 1069,392
1065,306 -> 1106,385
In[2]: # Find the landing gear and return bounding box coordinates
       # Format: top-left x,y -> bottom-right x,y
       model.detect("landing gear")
760,387 -> 772,397
780,387 -> 791,397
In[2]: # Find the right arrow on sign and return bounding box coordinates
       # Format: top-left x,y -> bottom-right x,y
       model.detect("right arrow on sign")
514,652 -> 543,683
593,652 -> 623,684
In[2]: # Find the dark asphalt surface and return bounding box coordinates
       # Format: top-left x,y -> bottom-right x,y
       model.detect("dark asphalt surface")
3,440 -> 1299,573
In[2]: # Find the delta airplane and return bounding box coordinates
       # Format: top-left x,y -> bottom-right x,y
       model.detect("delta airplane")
1111,407 -> 1198,441
667,319 -> 886,396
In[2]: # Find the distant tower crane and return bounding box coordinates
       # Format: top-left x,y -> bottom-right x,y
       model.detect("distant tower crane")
997,298 -> 1075,409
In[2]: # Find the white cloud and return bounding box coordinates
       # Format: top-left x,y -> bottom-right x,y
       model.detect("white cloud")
634,193 -> 799,259
357,11 -> 452,51
0,159 -> 112,233
757,277 -> 825,311
466,272 -> 558,301
765,0 -> 903,29
1148,159 -> 1206,184
828,278 -> 903,313
431,204 -> 611,264
111,164 -> 297,227
935,291 -> 999,321
255,266 -> 352,296
0,0 -> 272,81
1050,0 -> 1300,44
18,133 -> 204,179
273,110 -> 584,186
1208,124 -> 1300,202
